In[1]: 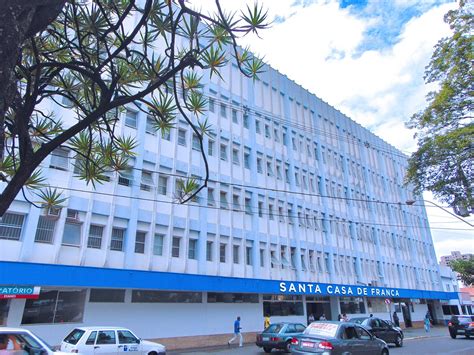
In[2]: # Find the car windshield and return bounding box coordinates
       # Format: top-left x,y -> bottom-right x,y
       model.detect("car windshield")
303,322 -> 338,338
64,329 -> 86,345
264,324 -> 284,333
457,317 -> 474,324
0,332 -> 53,352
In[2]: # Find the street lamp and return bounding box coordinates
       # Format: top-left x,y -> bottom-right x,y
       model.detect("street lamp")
405,199 -> 474,228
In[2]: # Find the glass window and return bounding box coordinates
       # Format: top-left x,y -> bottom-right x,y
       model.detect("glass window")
209,98 -> 215,112
63,329 -> 86,345
220,243 -> 226,263
257,158 -> 263,173
244,152 -> 250,169
62,221 -> 82,245
192,134 -> 200,151
263,301 -> 304,317
158,176 -> 168,195
220,144 -> 228,161
0,300 -> 10,325
246,246 -> 252,266
135,232 -> 146,254
161,129 -> 171,141
110,228 -> 125,251
243,114 -> 249,128
233,245 -> 239,264
188,239 -> 197,259
87,225 -> 103,249
97,331 -> 116,345
117,330 -> 139,344
140,171 -> 154,191
178,129 -> 187,146
245,198 -> 252,215
34,215 -> 56,243
220,192 -> 228,209
207,293 -> 259,303
0,213 -> 25,241
89,289 -> 125,303
125,109 -> 137,128
232,149 -> 240,165
172,237 -> 180,257
146,116 -> 155,134
50,148 -> 69,170
22,290 -> 86,324
207,189 -> 215,206
153,234 -> 164,256
208,140 -> 215,156
206,241 -> 213,261
355,326 -> 372,340
255,120 -> 261,133
340,297 -> 366,314
131,290 -> 202,303
85,331 -> 97,345
220,103 -> 227,117
232,109 -> 238,123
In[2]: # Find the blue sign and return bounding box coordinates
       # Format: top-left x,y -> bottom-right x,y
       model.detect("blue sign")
0,285 -> 40,299
0,261 -> 458,300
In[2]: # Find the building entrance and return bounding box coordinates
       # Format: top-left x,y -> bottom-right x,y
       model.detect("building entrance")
306,296 -> 332,324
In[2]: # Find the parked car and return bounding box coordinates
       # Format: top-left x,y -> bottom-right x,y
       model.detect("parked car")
290,321 -> 389,355
351,317 -> 403,347
60,327 -> 166,355
448,315 -> 474,339
0,327 -> 68,355
256,322 -> 307,353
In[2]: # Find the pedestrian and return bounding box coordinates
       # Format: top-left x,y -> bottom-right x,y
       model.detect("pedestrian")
341,313 -> 349,322
337,314 -> 342,321
264,314 -> 271,329
308,313 -> 315,324
369,313 -> 374,318
393,311 -> 400,327
319,313 -> 327,321
424,312 -> 431,333
228,316 -> 243,347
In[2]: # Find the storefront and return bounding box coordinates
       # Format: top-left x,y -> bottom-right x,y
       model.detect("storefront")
0,261 -> 458,347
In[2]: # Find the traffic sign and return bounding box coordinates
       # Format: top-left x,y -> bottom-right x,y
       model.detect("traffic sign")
384,298 -> 391,304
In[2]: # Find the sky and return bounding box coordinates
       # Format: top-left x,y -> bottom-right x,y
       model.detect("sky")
192,0 -> 473,260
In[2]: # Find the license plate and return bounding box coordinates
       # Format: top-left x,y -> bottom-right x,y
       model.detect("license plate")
301,341 -> 315,348
263,337 -> 269,341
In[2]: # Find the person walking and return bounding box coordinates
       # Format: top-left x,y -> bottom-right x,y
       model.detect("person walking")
424,312 -> 431,332
264,314 -> 271,329
308,313 -> 315,324
228,316 -> 243,347
393,311 -> 400,327
319,313 -> 327,321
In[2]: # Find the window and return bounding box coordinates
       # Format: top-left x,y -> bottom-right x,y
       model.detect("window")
340,297 -> 366,314
246,246 -> 253,265
50,148 -> 69,170
125,109 -> 138,128
132,290 -> 202,303
255,120 -> 261,133
22,290 -> 86,324
258,201 -> 263,217
267,161 -> 274,177
34,215 -> 55,243
209,98 -> 215,112
153,234 -> 164,256
146,115 -> 156,134
161,129 -> 171,141
243,113 -> 249,128
220,103 -> 227,117
97,331 -> 116,345
172,237 -> 180,257
263,295 -> 304,316
135,231 -> 146,254
220,143 -> 228,161
232,148 -> 240,165
62,221 -> 82,246
158,176 -> 168,195
65,329 -> 86,345
118,330 -> 139,344
178,129 -> 187,146
207,188 -> 216,206
232,194 -> 240,211
245,198 -> 252,215
110,228 -> 125,251
232,109 -> 238,123
276,164 -> 282,180
260,249 -> 265,267
233,245 -> 240,264
207,293 -> 258,303
269,204 -> 274,220
220,191 -> 228,209
118,169 -> 133,186
140,171 -> 154,191
244,151 -> 251,169
188,239 -> 197,259
89,289 -> 125,303
0,300 -> 10,325
206,241 -> 213,261
257,157 -> 263,173
265,124 -> 271,138
192,134 -> 200,151
274,129 -> 280,142
208,139 -> 215,156
220,243 -> 226,262
87,225 -> 103,249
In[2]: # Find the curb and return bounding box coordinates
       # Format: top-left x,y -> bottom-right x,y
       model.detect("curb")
405,334 -> 448,341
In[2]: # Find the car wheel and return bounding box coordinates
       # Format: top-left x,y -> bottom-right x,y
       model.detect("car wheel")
148,352 -> 158,355
395,334 -> 403,347
381,349 -> 389,355
284,340 -> 292,353
263,346 -> 272,353
450,332 -> 457,339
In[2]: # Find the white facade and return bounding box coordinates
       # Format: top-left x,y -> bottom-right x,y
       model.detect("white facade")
0,48 -> 450,345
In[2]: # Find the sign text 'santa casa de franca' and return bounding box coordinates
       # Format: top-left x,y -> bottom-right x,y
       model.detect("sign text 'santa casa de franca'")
280,282 -> 401,297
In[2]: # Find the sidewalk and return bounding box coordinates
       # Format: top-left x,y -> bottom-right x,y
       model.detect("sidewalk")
403,325 -> 448,340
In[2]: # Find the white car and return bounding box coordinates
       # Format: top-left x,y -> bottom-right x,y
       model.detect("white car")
0,327 -> 68,355
60,327 -> 166,355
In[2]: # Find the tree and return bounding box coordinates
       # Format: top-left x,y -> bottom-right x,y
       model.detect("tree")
450,257 -> 474,286
405,0 -> 473,215
0,0 -> 269,216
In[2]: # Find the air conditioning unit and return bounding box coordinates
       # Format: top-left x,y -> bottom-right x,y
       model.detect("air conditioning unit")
66,209 -> 80,222
45,207 -> 61,218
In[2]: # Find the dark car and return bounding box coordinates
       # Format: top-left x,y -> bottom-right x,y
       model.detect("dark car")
448,315 -> 474,339
290,321 -> 389,355
256,322 -> 307,353
351,317 -> 403,347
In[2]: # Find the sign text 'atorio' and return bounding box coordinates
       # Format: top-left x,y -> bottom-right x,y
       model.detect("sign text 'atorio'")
279,282 -> 400,297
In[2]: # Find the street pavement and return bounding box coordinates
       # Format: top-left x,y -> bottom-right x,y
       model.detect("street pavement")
169,327 -> 474,355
